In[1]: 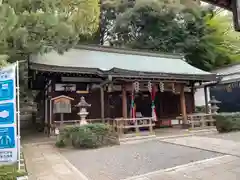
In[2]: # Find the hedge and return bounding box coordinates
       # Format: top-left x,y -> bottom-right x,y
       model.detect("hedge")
0,164 -> 26,180
56,123 -> 119,149
195,106 -> 206,113
214,113 -> 240,133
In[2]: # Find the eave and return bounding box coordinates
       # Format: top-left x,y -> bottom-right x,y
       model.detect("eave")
30,63 -> 218,82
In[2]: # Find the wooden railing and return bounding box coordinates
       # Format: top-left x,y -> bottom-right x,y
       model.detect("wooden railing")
176,113 -> 215,129
114,117 -> 155,137
51,117 -> 155,137
51,118 -> 114,135
53,118 -> 114,127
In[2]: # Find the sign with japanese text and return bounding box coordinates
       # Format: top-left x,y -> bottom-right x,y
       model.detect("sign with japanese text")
0,64 -> 17,164
52,95 -> 73,114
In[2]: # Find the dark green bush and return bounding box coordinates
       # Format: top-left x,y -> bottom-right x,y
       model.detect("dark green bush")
71,126 -> 98,148
195,106 -> 205,113
56,123 -> 119,149
214,113 -> 240,133
55,139 -> 66,148
0,165 -> 26,180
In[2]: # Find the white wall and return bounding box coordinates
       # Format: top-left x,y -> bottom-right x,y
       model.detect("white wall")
194,87 -> 210,107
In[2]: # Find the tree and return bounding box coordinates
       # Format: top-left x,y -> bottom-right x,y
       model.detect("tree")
107,0 -> 240,71
0,0 -> 100,61
186,10 -> 240,70
0,0 -> 100,116
91,0 -> 135,45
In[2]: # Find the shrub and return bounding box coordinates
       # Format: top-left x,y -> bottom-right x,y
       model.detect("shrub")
55,139 -> 66,148
71,126 -> 98,148
214,113 -> 240,133
195,106 -> 205,113
0,164 -> 26,180
57,123 -> 119,149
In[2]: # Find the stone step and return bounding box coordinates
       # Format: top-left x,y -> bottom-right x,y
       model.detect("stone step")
119,134 -> 157,144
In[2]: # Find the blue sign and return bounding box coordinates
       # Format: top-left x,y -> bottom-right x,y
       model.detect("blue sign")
0,64 -> 17,164
0,127 -> 15,149
0,103 -> 14,124
0,80 -> 14,101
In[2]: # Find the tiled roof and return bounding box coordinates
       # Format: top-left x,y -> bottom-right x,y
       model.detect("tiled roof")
29,45 -> 217,81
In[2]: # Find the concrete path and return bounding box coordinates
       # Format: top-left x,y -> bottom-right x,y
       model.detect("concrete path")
123,155 -> 240,180
200,131 -> 240,142
23,143 -> 88,180
160,136 -> 240,156
122,134 -> 240,180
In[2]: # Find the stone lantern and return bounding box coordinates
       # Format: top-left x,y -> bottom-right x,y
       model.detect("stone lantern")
76,96 -> 91,125
209,96 -> 221,114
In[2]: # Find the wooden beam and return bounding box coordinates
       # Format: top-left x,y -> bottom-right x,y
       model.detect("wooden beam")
44,82 -> 49,125
180,84 -> 188,126
44,92 -> 48,125
100,87 -> 105,121
191,84 -> 195,113
204,86 -> 209,114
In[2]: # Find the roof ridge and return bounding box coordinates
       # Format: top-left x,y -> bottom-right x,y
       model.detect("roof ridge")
75,44 -> 185,60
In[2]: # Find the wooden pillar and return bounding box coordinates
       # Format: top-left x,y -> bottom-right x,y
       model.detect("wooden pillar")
44,84 -> 49,136
122,85 -> 128,118
44,88 -> 48,125
100,86 -> 105,122
180,84 -> 188,126
191,85 -> 195,113
204,86 -> 209,114
60,113 -> 64,125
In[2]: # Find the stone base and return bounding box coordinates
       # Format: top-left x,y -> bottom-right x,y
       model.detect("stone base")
181,124 -> 190,129
79,120 -> 88,126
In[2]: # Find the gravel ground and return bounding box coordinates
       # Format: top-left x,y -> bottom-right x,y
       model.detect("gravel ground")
61,140 -> 222,180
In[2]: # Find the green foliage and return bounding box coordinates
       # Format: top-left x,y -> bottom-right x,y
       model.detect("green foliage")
0,0 -> 100,108
105,0 -> 240,71
56,123 -> 119,149
0,0 -> 100,59
214,113 -> 240,133
186,12 -> 240,70
0,164 -> 26,180
55,139 -> 66,148
71,127 -> 98,148
195,106 -> 206,113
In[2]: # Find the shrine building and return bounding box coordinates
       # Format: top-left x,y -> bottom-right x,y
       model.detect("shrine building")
28,45 -> 218,132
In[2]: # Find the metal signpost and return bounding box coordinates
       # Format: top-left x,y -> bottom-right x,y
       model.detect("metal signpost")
0,62 -> 20,170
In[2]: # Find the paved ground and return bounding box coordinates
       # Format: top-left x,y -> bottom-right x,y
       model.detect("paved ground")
138,134 -> 240,180
160,136 -> 240,156
200,131 -> 240,142
123,155 -> 240,180
23,143 -> 88,180
23,131 -> 240,180
62,140 -> 221,180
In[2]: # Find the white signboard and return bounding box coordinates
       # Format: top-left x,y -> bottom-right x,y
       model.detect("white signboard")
0,64 -> 18,164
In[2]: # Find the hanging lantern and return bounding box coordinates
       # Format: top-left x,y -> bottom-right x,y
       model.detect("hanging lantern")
172,83 -> 176,93
133,81 -> 140,92
148,81 -> 152,92
159,81 -> 164,92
